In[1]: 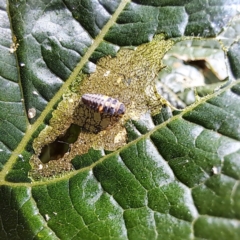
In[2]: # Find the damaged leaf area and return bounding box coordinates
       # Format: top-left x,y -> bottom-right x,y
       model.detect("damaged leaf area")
30,35 -> 174,179
156,38 -> 228,108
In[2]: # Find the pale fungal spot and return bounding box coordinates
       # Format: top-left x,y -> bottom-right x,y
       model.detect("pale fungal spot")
28,108 -> 36,119
45,214 -> 50,221
104,70 -> 111,77
33,91 -> 39,96
20,63 -> 25,67
212,166 -> 221,175
38,164 -> 43,170
114,130 -> 127,144
116,77 -> 122,84
9,42 -> 19,53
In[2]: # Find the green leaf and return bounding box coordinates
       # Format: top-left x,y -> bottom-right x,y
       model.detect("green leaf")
1,0 -> 240,239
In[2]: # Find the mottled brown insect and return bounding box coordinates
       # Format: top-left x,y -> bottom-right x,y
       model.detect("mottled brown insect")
82,94 -> 126,116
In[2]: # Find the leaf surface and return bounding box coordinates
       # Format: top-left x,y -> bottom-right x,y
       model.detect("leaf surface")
1,1 -> 240,239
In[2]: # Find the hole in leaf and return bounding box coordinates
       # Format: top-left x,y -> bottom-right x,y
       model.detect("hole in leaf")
39,124 -> 81,163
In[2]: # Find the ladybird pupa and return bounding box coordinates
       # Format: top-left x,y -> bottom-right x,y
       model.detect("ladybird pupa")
81,94 -> 125,116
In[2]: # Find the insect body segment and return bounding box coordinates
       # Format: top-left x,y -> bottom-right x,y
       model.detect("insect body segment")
82,94 -> 126,116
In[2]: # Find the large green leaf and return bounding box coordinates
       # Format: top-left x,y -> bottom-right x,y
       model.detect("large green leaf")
1,0 -> 240,239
